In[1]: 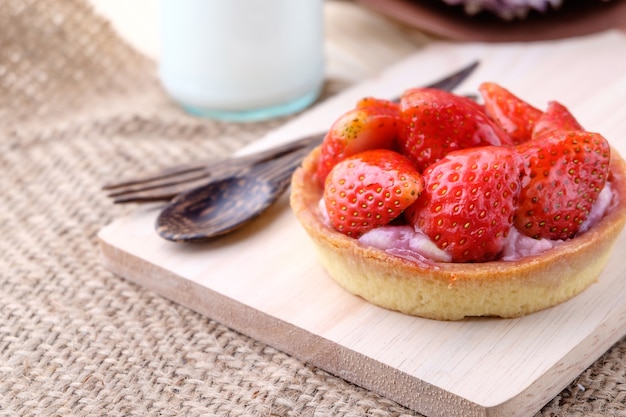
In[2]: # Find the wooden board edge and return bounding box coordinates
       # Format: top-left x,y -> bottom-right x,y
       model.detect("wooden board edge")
487,311 -> 626,416
98,230 -> 493,417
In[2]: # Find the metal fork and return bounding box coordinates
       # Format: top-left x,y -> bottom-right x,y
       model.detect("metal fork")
102,132 -> 323,203
103,60 -> 479,203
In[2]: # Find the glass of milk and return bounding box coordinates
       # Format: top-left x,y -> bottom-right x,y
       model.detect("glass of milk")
158,0 -> 325,122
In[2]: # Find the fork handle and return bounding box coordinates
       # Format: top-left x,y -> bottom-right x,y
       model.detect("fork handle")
103,130 -> 325,191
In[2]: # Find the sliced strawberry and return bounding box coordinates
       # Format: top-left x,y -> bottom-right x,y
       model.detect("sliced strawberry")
531,101 -> 583,139
323,149 -> 423,238
514,130 -> 610,240
316,104 -> 401,185
398,88 -> 512,172
478,82 -> 543,145
407,146 -> 524,262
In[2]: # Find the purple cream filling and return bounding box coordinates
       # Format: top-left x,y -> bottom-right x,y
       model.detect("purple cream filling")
320,183 -> 615,263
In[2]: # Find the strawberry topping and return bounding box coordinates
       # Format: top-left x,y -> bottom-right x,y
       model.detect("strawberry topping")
316,104 -> 401,185
515,130 -> 610,240
407,146 -> 524,262
398,88 -> 512,171
323,149 -> 423,238
532,100 -> 583,139
479,82 -> 543,145
312,84 -> 615,263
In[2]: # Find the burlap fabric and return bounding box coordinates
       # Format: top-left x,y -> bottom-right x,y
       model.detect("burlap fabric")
1,0 -> 625,415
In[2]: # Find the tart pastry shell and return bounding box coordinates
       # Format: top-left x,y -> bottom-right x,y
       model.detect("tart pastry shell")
290,146 -> 626,320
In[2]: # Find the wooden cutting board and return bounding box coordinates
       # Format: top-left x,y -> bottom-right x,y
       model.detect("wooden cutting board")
99,31 -> 626,417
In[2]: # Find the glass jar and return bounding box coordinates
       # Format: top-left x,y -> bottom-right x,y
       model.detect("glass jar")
158,0 -> 325,122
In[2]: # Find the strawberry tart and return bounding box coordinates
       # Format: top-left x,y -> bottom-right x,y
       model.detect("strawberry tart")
290,83 -> 626,320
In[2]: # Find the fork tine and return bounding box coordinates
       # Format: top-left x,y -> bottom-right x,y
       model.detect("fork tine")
101,162 -> 210,190
106,170 -> 214,199
111,177 -> 216,203
112,144 -> 317,204
102,131 -> 325,192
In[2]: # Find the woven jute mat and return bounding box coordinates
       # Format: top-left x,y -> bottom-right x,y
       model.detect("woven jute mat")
1,1 -> 625,416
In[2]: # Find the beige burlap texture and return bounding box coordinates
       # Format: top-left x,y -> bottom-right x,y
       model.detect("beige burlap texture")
1,0 -> 625,416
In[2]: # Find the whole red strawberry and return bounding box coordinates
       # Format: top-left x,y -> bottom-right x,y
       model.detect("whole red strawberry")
479,82 -> 543,145
406,146 -> 524,262
398,88 -> 512,172
514,130 -> 610,240
316,103 -> 401,185
531,101 -> 583,139
323,149 -> 423,238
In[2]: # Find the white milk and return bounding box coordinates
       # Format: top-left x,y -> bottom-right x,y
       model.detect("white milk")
158,0 -> 325,122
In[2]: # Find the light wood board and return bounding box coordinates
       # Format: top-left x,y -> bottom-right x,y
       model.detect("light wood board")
99,31 -> 626,417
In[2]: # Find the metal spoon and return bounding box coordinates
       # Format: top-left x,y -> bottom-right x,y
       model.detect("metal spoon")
155,145 -> 314,242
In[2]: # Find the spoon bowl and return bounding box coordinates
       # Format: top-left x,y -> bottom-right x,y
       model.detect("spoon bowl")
155,145 -> 313,242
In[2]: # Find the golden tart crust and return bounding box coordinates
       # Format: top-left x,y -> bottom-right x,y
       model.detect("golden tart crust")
290,146 -> 626,320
